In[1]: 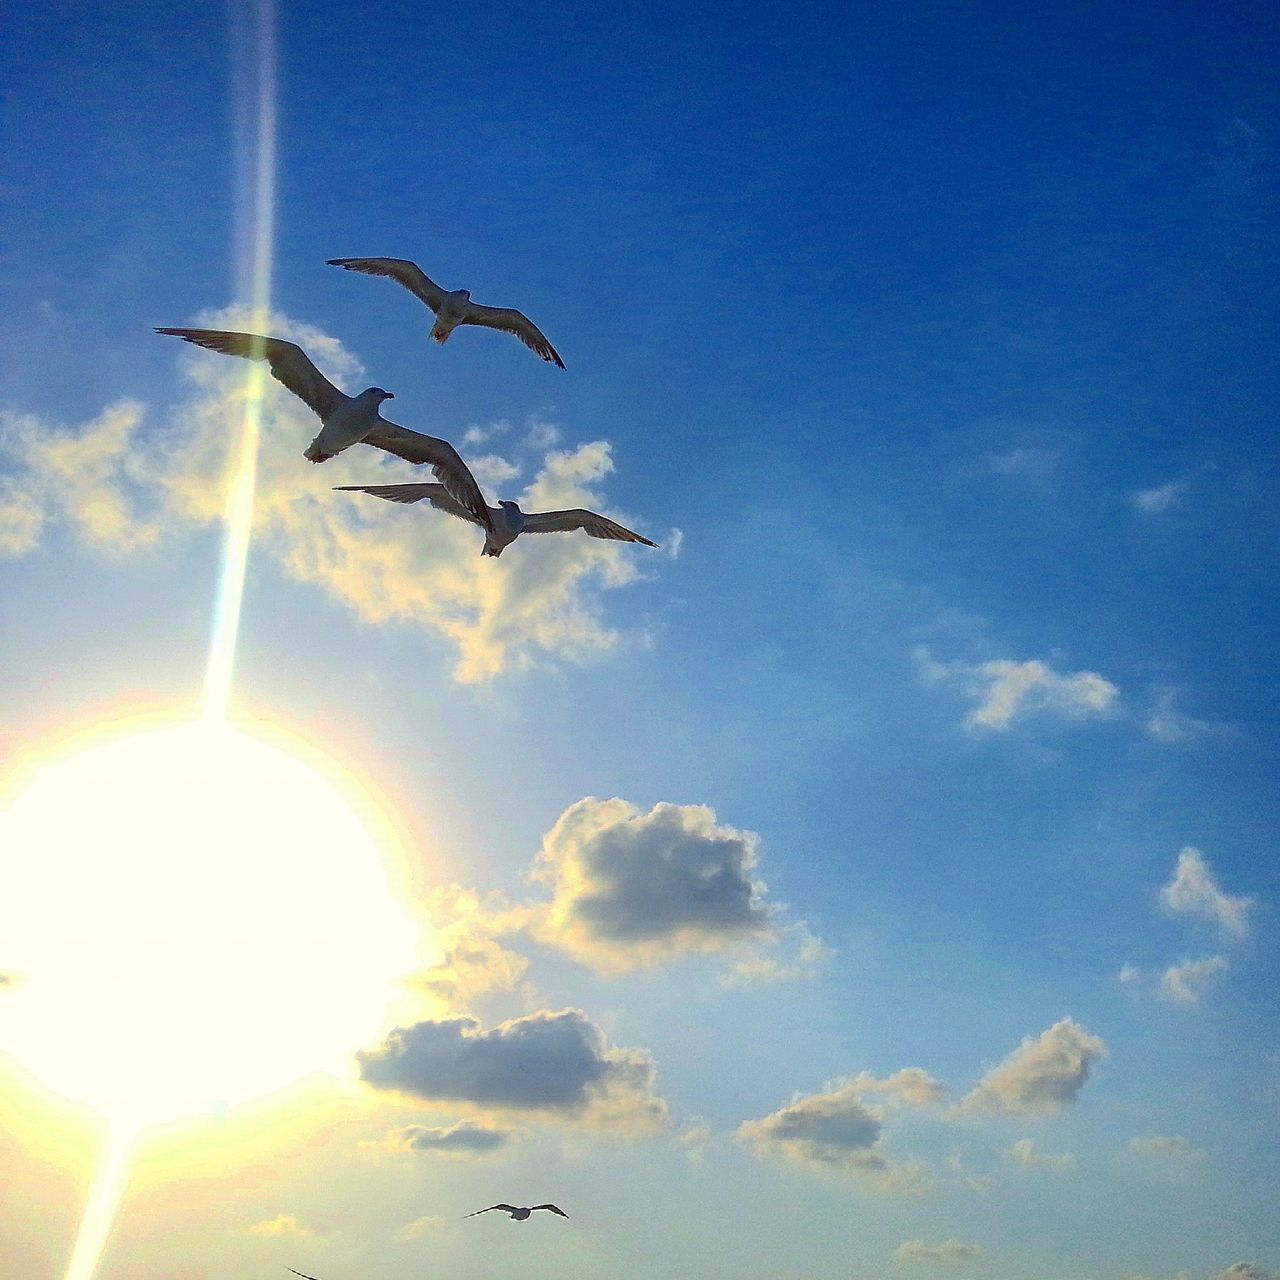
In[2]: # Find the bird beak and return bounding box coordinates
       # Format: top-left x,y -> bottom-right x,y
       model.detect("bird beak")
384,391 -> 395,399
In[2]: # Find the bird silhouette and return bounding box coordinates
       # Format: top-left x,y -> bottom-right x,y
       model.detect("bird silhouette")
464,1203 -> 569,1221
327,257 -> 565,368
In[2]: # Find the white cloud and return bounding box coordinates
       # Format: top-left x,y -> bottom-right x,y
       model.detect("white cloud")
720,921 -> 832,986
1145,690 -> 1215,744
1160,956 -> 1228,1006
242,1214 -> 316,1239
987,446 -> 1058,479
1005,1137 -> 1075,1170
0,309 -> 660,682
389,1120 -> 516,1157
394,1215 -> 449,1241
1132,481 -> 1187,514
895,1239 -> 984,1265
1160,848 -> 1253,939
529,798 -> 776,974
958,1018 -> 1106,1116
1127,1135 -> 1206,1160
915,647 -> 1118,730
357,1007 -> 668,1135
1212,1265 -> 1279,1280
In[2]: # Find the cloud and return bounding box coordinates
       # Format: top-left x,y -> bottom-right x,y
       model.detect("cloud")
722,921 -> 833,986
915,648 -> 1118,730
1160,849 -> 1253,940
987,447 -> 1058,479
1145,690 -> 1215,744
0,309 -> 659,682
1160,956 -> 1228,1006
895,1239 -> 984,1265
958,1018 -> 1106,1116
1132,482 -> 1187,514
390,1121 -> 516,1157
242,1214 -> 316,1239
0,402 -> 160,554
394,1216 -> 449,1241
1212,1266 -> 1279,1280
415,887 -> 533,1011
1127,1135 -> 1206,1161
1005,1137 -> 1075,1170
357,1007 -> 668,1134
844,1068 -> 948,1108
736,1075 -> 929,1191
530,798 -> 776,973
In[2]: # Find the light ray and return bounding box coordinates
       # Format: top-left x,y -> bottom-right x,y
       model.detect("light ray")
63,1128 -> 135,1280
203,0 -> 278,721
61,3 -> 280,1276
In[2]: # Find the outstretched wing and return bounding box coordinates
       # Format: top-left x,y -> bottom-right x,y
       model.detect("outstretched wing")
522,508 -> 657,547
326,257 -> 448,312
532,1204 -> 569,1217
461,303 -> 565,368
357,423 -> 492,532
287,1269 -> 324,1280
155,328 -> 344,421
333,483 -> 484,527
464,1204 -> 517,1218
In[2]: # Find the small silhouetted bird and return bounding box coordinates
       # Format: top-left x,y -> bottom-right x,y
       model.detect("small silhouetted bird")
464,1203 -> 569,1221
327,257 -> 565,368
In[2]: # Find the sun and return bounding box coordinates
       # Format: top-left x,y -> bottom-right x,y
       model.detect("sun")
0,714 -> 423,1132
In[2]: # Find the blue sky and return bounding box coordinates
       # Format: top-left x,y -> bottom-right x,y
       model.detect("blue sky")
1,2 -> 1278,1278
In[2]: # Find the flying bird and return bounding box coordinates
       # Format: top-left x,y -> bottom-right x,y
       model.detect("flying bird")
327,257 -> 565,368
155,327 -> 492,530
464,1203 -> 569,1221
333,484 -> 658,558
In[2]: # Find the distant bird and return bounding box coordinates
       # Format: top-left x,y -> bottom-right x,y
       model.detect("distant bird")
327,257 -> 565,368
464,1203 -> 569,1221
334,484 -> 658,558
155,327 -> 492,531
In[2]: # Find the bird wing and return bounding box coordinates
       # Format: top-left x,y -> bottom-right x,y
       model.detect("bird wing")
326,257 -> 448,313
460,303 -> 565,368
155,328 -> 344,420
521,508 -> 657,547
287,1269 -> 324,1280
464,1204 -> 517,1218
532,1204 -> 569,1217
333,483 -> 483,526
356,423 -> 492,531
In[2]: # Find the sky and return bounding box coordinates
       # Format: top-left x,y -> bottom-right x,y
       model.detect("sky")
1,1 -> 1278,1278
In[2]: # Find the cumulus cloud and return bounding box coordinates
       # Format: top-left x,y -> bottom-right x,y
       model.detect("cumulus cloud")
530,798 -> 776,973
1132,482 -> 1187,514
1160,849 -> 1253,940
242,1215 -> 316,1239
1127,1135 -> 1206,1160
0,309 -> 659,682
390,1121 -> 516,1157
1160,956 -> 1228,1006
1213,1266 -> 1279,1280
895,1239 -> 984,1265
843,1068 -> 948,1108
357,1007 -> 668,1134
958,1018 -> 1106,1116
415,887 -> 533,1011
736,1076 -> 928,1191
915,647 -> 1118,730
1005,1137 -> 1075,1170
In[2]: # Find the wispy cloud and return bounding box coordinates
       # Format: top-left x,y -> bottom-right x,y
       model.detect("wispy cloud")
388,1120 -> 517,1157
242,1214 -> 317,1239
1131,481 -> 1187,514
394,1216 -> 449,1241
1160,956 -> 1229,1006
1127,1135 -> 1206,1161
895,1239 -> 984,1265
1160,848 -> 1253,940
916,647 -> 1118,731
1004,1137 -> 1075,1170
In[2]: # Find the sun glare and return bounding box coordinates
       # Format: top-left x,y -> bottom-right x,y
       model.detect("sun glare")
0,717 -> 421,1131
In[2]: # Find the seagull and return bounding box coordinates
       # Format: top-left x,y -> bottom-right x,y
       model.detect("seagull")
327,257 -> 565,368
333,484 -> 658,558
464,1203 -> 569,1221
155,327 -> 492,531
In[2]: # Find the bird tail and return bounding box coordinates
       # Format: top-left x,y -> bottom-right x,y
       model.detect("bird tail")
304,441 -> 332,463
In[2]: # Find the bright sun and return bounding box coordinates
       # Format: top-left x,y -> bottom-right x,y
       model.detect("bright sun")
0,716 -> 422,1132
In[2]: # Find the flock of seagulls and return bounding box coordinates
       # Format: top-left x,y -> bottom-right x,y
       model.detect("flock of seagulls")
157,256 -> 656,556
